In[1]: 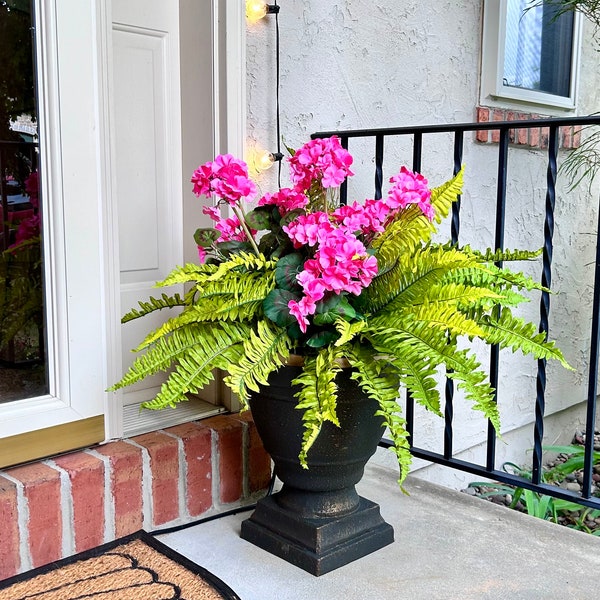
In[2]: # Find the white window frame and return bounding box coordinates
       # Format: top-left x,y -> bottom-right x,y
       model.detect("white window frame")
480,0 -> 583,113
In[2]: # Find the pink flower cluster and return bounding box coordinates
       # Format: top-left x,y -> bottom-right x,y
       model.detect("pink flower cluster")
387,166 -> 433,220
287,228 -> 378,333
190,137 -> 435,333
202,206 -> 255,243
288,136 -> 354,191
191,154 -> 256,205
258,187 -> 308,215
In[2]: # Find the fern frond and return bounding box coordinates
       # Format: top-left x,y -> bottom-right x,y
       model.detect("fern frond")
111,322 -> 250,401
371,205 -> 438,270
367,320 -> 500,429
292,347 -> 343,467
207,252 -> 277,282
334,317 -> 367,346
406,303 -> 485,339
347,346 -> 412,488
402,282 -> 505,312
370,169 -> 464,270
364,245 -> 480,315
157,263 -> 218,287
366,329 -> 442,416
444,264 -> 545,293
476,307 -> 573,369
224,321 -> 293,403
121,293 -> 187,324
468,246 -> 542,264
429,167 -> 464,225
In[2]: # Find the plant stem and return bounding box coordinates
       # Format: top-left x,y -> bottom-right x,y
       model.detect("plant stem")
232,204 -> 261,256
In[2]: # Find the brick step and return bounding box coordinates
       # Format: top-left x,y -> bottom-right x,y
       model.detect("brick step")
0,412 -> 271,579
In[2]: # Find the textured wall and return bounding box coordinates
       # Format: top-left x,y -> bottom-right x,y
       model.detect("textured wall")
246,1 -> 600,484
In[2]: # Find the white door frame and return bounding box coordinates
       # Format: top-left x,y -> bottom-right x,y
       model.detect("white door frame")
103,0 -> 246,440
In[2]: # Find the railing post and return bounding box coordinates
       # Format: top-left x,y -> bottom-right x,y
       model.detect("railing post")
582,193 -> 600,498
486,126 -> 510,471
374,135 -> 384,200
532,124 -> 559,484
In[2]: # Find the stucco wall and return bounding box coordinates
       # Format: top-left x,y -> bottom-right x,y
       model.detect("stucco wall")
245,1 -> 600,486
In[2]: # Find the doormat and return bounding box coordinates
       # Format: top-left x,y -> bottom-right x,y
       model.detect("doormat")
0,530 -> 240,600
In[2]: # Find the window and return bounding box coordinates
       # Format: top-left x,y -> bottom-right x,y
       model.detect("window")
0,0 -> 46,402
481,0 -> 582,111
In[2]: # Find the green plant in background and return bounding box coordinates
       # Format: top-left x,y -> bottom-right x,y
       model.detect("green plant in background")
468,444 -> 600,535
528,0 -> 600,191
0,237 -> 43,360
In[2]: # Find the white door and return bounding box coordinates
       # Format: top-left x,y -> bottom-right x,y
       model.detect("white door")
111,1 -> 220,436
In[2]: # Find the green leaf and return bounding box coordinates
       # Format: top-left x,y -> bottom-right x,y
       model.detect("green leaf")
275,253 -> 304,291
224,321 -> 292,402
215,241 -> 254,257
292,347 -> 343,467
306,329 -> 338,348
263,289 -> 299,327
193,228 -> 220,248
313,294 -> 357,325
280,208 -> 305,227
245,207 -> 274,230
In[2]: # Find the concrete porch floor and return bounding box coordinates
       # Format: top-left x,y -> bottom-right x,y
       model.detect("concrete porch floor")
159,462 -> 600,600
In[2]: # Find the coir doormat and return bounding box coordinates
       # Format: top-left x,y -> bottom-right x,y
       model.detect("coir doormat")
0,530 -> 240,600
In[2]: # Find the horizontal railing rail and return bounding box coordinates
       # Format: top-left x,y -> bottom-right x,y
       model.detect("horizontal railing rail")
312,115 -> 600,510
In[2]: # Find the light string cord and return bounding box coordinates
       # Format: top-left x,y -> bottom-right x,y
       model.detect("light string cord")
274,1 -> 282,188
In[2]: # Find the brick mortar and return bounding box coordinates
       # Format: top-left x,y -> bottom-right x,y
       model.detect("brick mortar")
85,448 -> 115,543
1,472 -> 31,572
44,460 -> 74,558
122,438 -> 153,531
161,430 -> 190,522
0,413 -> 270,578
475,105 -> 582,150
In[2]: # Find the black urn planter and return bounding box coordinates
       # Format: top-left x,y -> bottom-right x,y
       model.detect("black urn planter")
240,361 -> 394,576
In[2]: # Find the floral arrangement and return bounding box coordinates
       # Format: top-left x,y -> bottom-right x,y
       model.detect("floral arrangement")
112,136 -> 570,486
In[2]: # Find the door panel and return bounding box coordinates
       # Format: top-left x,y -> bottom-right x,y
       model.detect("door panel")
111,1 -> 219,432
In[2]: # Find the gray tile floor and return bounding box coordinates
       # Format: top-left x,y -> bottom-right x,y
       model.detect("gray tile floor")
159,463 -> 600,600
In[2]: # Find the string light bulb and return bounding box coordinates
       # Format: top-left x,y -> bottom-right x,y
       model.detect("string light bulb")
246,1 -> 279,24
247,147 -> 283,177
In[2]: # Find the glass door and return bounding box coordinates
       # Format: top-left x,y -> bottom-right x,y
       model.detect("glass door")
0,0 -> 47,402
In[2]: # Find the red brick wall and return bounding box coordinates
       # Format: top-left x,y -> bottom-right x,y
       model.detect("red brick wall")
0,413 -> 271,580
475,106 -> 582,149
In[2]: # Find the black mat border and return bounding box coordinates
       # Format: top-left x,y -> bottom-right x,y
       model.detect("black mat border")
0,529 -> 241,599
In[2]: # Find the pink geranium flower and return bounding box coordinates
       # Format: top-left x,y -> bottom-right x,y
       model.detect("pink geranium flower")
286,227 -> 379,331
387,167 -> 434,220
202,205 -> 256,242
289,136 -> 354,191
258,187 -> 309,215
192,154 -> 256,206
283,212 -> 335,248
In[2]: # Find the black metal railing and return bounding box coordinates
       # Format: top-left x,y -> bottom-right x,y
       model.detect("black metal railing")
313,116 -> 600,510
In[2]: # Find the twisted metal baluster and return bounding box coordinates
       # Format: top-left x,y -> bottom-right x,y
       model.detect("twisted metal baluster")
532,124 -> 559,484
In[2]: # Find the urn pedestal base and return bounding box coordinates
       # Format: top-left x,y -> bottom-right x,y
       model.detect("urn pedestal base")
241,491 -> 394,576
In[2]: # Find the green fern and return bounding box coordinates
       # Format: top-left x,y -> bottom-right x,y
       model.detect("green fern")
225,320 -> 293,402
121,293 -> 188,324
113,322 -> 250,410
334,317 -> 367,346
347,346 -> 412,489
292,347 -> 343,467
476,307 -> 572,368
